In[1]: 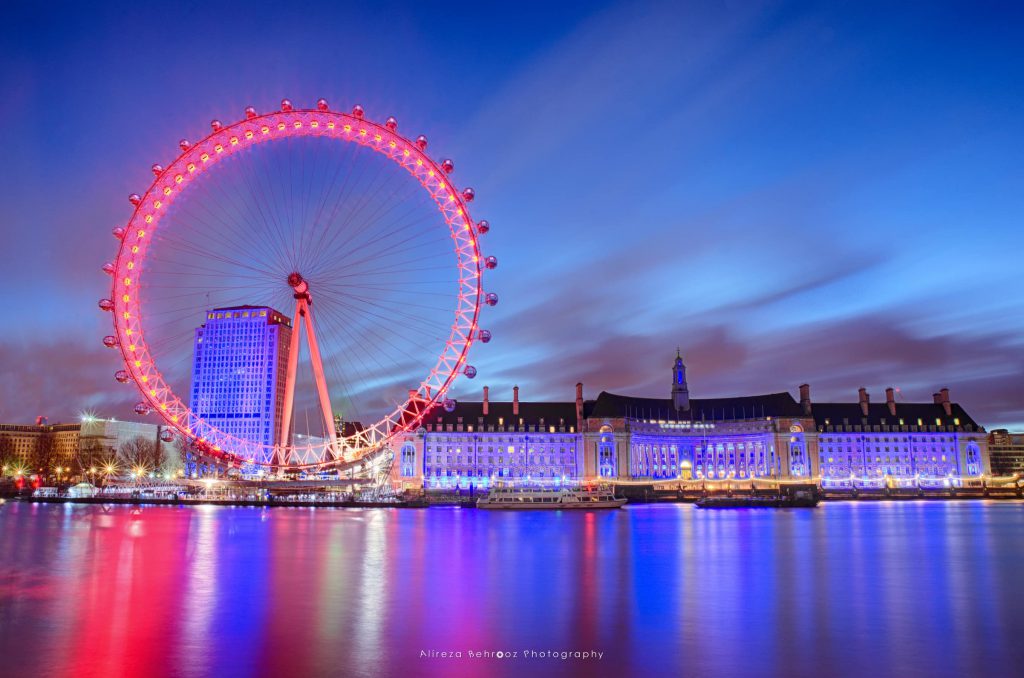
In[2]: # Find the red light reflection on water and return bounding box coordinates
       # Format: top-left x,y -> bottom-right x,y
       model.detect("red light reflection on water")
1,502 -> 1024,677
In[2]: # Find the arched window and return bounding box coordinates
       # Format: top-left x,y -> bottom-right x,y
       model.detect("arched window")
599,433 -> 616,478
400,444 -> 416,477
789,433 -> 807,477
965,442 -> 981,476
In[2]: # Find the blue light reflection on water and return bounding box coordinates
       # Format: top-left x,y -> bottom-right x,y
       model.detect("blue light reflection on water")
1,501 -> 1022,678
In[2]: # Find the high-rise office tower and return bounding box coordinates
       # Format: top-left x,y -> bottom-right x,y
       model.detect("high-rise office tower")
190,306 -> 292,448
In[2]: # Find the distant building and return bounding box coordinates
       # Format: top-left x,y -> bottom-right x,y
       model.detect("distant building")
390,352 -> 990,489
0,422 -> 80,472
809,386 -> 987,484
988,430 -> 1024,476
190,306 -> 292,448
0,418 -> 161,473
79,417 -> 164,467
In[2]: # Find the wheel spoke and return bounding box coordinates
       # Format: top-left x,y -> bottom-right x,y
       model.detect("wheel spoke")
107,108 -> 485,470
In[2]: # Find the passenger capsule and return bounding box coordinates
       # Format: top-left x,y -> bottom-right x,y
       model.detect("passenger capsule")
441,158 -> 454,174
128,193 -> 141,206
115,370 -> 132,383
462,187 -> 475,202
317,98 -> 329,111
281,99 -> 293,112
244,106 -> 257,119
112,226 -> 126,240
102,335 -> 118,348
476,220 -> 490,234
160,429 -> 175,443
352,104 -> 364,118
484,255 -> 497,270
134,402 -> 151,415
211,119 -> 223,132
179,139 -> 191,151
415,135 -> 428,149
385,116 -> 398,131
102,262 -> 115,275
443,398 -> 457,413
151,164 -> 164,176
485,292 -> 499,306
478,329 -> 492,343
463,365 -> 477,379
98,298 -> 114,312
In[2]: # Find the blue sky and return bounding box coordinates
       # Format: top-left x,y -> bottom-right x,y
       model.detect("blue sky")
1,0 -> 1022,428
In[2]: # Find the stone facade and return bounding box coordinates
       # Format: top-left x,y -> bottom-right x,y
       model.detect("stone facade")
390,353 -> 991,488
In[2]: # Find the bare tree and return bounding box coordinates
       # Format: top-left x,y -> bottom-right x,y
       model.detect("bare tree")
79,438 -> 104,472
152,436 -> 167,473
159,436 -> 187,477
0,435 -> 17,473
119,436 -> 156,472
31,432 -> 56,480
79,439 -> 118,483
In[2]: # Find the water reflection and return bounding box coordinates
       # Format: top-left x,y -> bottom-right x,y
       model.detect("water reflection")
1,502 -> 1023,677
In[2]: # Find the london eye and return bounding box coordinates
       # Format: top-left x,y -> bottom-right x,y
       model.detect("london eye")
98,98 -> 496,470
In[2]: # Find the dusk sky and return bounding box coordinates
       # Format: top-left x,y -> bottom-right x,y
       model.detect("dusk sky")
1,0 -> 1022,428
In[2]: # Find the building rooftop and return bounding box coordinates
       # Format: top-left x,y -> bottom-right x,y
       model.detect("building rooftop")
424,400 -> 583,430
588,391 -> 805,421
811,402 -> 980,430
201,306 -> 292,327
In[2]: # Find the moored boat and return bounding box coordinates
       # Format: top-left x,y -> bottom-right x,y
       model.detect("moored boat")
477,483 -> 627,509
695,491 -> 819,509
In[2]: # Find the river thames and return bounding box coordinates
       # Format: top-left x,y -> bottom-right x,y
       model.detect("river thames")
1,501 -> 1022,677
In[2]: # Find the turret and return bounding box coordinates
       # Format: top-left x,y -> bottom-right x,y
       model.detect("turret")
671,349 -> 690,411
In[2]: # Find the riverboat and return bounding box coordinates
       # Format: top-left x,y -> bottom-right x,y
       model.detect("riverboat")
477,484 -> 627,509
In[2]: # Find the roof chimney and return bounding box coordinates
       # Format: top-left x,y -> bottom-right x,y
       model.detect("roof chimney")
885,387 -> 896,416
933,392 -> 942,404
940,387 -> 951,417
513,385 -> 519,416
858,387 -> 870,417
483,385 -> 489,416
799,383 -> 812,416
575,382 -> 584,432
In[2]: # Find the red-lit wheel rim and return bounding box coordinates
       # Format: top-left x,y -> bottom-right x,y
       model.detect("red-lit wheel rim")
108,107 -> 484,468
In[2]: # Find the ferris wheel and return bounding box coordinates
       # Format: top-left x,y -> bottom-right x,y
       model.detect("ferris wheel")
98,98 -> 497,469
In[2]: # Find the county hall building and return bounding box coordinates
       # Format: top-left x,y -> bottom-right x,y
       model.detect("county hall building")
390,352 -> 990,489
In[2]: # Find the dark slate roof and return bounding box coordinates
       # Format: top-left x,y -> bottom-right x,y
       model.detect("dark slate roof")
424,400 -> 584,429
587,391 -> 805,421
810,402 -> 980,430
